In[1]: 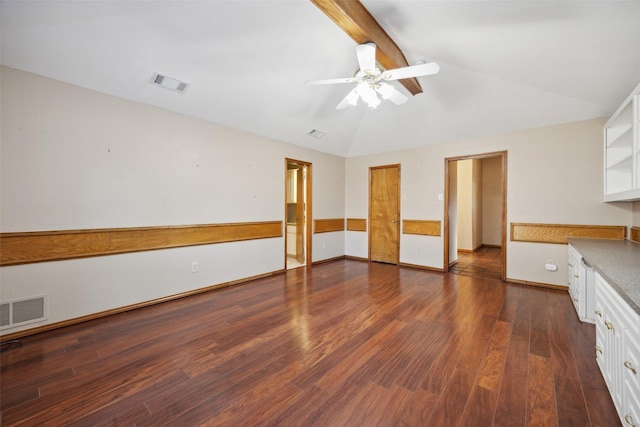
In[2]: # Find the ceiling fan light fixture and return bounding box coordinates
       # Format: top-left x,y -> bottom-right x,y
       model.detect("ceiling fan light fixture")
307,43 -> 439,110
377,83 -> 394,100
345,89 -> 359,106
356,83 -> 381,110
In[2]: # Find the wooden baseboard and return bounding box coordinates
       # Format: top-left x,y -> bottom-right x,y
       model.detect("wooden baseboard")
458,244 -> 500,253
457,248 -> 477,254
0,269 -> 284,341
505,277 -> 568,291
399,262 -> 445,272
344,255 -> 369,262
312,255 -> 346,265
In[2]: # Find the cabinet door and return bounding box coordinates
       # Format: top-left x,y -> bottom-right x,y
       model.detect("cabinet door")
604,83 -> 640,201
623,383 -> 640,427
597,274 -> 624,410
568,245 -> 581,315
623,325 -> 640,409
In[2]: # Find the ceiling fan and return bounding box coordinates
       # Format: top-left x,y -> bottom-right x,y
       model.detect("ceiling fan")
307,43 -> 439,110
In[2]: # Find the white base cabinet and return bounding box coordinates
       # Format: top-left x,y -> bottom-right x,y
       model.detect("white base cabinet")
568,244 -> 596,324
594,272 -> 640,427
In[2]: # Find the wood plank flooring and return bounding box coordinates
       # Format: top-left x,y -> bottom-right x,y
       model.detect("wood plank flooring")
450,247 -> 502,280
0,259 -> 620,426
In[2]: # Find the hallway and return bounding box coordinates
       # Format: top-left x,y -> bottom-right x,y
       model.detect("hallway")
450,246 -> 502,280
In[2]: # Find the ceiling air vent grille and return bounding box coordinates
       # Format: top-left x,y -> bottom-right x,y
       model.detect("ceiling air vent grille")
150,72 -> 190,94
307,129 -> 326,139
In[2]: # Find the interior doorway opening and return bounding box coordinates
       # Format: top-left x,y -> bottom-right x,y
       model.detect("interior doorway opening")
285,159 -> 312,270
444,151 -> 507,280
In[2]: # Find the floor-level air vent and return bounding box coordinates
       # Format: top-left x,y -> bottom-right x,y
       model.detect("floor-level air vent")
149,72 -> 190,93
0,296 -> 47,330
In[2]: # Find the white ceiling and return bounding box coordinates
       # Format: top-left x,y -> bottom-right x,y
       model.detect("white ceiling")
2,1 -> 639,157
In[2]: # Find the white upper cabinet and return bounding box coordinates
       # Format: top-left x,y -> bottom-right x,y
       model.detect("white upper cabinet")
604,82 -> 640,201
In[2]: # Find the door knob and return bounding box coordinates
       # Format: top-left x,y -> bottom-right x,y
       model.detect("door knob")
392,218 -> 397,223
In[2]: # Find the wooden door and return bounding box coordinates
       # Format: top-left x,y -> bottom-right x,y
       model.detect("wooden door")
369,165 -> 400,264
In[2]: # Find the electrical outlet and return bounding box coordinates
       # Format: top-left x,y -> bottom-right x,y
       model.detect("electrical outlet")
322,241 -> 326,249
191,262 -> 199,273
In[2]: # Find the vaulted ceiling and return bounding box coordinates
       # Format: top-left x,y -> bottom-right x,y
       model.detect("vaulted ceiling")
2,1 -> 639,157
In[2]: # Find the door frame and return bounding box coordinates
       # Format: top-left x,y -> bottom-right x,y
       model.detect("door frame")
443,151 -> 507,278
368,164 -> 401,264
285,158 -> 312,269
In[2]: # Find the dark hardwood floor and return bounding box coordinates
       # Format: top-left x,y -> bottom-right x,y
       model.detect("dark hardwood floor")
0,259 -> 620,426
450,246 -> 502,280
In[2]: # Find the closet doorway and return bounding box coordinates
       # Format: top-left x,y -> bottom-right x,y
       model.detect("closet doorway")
369,164 -> 401,264
444,151 -> 507,280
285,159 -> 312,269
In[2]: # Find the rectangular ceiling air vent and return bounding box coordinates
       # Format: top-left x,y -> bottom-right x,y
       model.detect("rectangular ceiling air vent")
307,129 -> 326,139
149,72 -> 190,94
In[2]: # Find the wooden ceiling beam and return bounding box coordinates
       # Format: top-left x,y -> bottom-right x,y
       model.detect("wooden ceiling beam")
311,0 -> 423,95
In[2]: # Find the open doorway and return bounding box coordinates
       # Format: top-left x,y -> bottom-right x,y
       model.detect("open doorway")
444,151 -> 507,280
285,159 -> 311,270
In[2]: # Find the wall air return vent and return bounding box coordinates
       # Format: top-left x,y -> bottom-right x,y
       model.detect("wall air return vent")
149,72 -> 190,94
0,295 -> 47,330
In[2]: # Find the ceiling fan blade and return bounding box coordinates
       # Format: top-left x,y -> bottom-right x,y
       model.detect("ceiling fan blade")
382,62 -> 440,81
306,77 -> 356,85
336,87 -> 359,109
375,84 -> 408,105
356,43 -> 377,73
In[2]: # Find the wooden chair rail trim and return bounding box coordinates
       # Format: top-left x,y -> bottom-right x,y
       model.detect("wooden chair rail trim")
510,223 -> 626,245
314,218 -> 345,234
402,219 -> 441,236
0,221 -> 283,266
631,227 -> 640,244
346,218 -> 367,232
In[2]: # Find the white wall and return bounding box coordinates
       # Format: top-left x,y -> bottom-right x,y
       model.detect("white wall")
482,156 -> 502,246
472,158 -> 483,249
457,159 -> 483,251
448,161 -> 458,263
345,118 -> 632,284
633,202 -> 640,227
457,159 -> 472,250
0,67 -> 345,335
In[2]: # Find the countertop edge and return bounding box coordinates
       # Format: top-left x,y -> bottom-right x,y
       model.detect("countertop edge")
567,238 -> 640,316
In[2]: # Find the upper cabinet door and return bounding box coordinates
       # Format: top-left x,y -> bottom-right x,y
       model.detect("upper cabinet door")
604,82 -> 640,202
